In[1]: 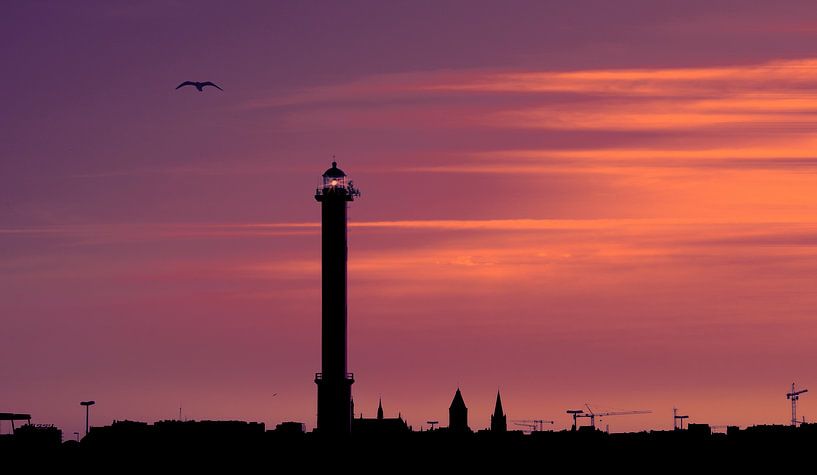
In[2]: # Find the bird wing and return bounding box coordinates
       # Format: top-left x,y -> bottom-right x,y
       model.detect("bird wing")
201,81 -> 224,91
176,81 -> 196,89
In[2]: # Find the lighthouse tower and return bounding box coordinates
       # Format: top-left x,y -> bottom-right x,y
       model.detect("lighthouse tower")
314,162 -> 360,434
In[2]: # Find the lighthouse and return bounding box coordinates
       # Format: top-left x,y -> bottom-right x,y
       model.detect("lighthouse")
314,162 -> 360,434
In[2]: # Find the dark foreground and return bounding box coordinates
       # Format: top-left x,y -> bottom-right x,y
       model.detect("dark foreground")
2,421 -> 815,470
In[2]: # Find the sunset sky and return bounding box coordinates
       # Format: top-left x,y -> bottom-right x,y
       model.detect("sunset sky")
4,1 -> 817,435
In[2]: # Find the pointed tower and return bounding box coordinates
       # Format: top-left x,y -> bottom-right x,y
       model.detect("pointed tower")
448,388 -> 469,432
377,398 -> 384,420
314,162 -> 360,434
491,391 -> 507,432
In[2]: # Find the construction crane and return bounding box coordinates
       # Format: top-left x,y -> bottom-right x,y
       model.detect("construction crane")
786,382 -> 808,427
567,410 -> 584,431
582,404 -> 652,430
426,420 -> 439,431
512,419 -> 555,433
673,407 -> 689,430
513,422 -> 537,433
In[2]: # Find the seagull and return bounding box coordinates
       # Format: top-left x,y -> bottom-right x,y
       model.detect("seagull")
175,81 -> 223,92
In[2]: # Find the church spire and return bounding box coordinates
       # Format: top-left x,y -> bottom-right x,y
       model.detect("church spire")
491,390 -> 507,432
377,397 -> 384,420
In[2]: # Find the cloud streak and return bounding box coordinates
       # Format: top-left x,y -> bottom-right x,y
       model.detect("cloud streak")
7,216 -> 817,241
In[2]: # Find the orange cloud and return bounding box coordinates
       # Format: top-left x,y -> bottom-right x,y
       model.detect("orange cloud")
249,58 -> 817,135
427,59 -> 817,97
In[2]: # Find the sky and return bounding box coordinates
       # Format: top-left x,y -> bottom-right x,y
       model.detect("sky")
3,0 -> 817,436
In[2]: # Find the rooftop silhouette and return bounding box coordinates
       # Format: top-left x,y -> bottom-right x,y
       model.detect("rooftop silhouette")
7,417 -> 817,471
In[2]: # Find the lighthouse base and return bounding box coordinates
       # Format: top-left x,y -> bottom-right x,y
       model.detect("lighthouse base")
315,373 -> 354,434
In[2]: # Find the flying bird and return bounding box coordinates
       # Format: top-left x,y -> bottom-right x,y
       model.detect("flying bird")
175,81 -> 223,92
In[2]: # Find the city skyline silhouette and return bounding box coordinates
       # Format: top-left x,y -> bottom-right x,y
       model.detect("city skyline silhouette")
3,1 -> 817,441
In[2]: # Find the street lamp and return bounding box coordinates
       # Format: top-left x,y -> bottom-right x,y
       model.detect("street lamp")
80,401 -> 95,437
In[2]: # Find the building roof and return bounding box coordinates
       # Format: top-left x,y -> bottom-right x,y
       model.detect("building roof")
322,161 -> 346,178
450,388 -> 467,410
352,416 -> 410,434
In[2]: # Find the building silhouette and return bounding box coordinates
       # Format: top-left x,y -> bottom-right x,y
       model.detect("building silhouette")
448,388 -> 469,432
1,424 -> 62,449
352,398 -> 410,434
274,422 -> 306,434
491,392 -> 507,432
78,419 -> 265,451
0,413 -> 31,433
314,162 -> 360,434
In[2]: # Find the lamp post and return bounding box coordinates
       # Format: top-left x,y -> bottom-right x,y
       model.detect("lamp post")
80,401 -> 95,437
